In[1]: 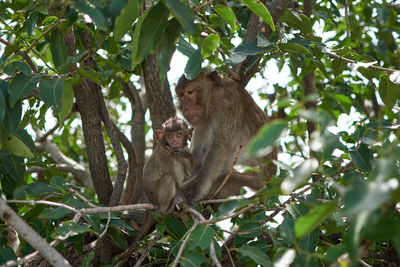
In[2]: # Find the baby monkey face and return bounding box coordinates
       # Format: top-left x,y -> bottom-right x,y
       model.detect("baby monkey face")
165,130 -> 185,150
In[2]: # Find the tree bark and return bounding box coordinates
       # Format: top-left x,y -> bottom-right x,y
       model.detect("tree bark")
142,53 -> 176,131
234,0 -> 295,85
121,82 -> 145,205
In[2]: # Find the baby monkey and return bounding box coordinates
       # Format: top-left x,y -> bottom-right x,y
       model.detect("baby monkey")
144,116 -> 194,214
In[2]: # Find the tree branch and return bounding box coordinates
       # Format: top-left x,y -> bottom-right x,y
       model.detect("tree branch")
120,81 -> 144,205
35,137 -> 94,190
0,199 -> 72,267
233,0 -> 295,85
325,51 -> 399,74
99,94 -> 128,206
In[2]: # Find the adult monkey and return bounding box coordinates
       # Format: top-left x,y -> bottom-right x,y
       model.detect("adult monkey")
176,68 -> 277,206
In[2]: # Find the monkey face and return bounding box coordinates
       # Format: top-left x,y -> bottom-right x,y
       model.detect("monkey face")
178,85 -> 203,124
165,130 -> 186,150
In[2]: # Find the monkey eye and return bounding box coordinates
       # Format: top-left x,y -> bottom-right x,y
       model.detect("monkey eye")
176,133 -> 183,138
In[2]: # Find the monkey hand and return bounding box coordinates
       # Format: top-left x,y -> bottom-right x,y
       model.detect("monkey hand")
170,195 -> 184,209
171,147 -> 191,158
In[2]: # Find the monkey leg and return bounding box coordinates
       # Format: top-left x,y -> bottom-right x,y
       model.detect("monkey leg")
156,175 -> 177,215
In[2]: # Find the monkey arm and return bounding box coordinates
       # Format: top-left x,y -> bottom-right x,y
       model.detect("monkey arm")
182,134 -> 238,205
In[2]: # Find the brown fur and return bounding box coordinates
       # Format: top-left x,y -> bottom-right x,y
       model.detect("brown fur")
144,117 -> 194,214
176,69 -> 277,205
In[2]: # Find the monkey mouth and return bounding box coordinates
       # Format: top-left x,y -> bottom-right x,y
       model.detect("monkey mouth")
184,113 -> 201,124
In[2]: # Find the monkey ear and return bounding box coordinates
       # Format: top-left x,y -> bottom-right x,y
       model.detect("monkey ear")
206,71 -> 222,87
155,130 -> 163,141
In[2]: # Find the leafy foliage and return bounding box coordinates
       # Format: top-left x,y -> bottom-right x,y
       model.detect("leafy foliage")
0,0 -> 399,266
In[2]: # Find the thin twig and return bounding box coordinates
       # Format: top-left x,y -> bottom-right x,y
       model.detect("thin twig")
28,19 -> 66,53
134,233 -> 162,267
6,19 -> 66,67
325,51 -> 398,73
201,196 -> 244,205
186,208 -> 221,267
0,199 -> 71,267
0,37 -> 11,45
6,200 -> 77,212
37,109 -> 75,142
211,145 -> 243,198
99,212 -> 111,238
68,188 -> 97,208
171,221 -> 198,267
200,204 -> 257,225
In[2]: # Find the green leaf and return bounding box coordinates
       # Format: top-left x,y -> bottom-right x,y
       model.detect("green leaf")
233,42 -> 273,56
190,224 -> 214,250
379,74 -> 400,109
180,251 -> 207,267
39,78 -> 64,107
299,229 -> 319,253
15,182 -> 62,199
332,58 -> 347,77
177,38 -> 196,57
8,73 -> 41,107
2,100 -> 21,135
3,61 -> 31,75
281,159 -> 319,194
278,43 -> 312,56
158,18 -> 181,82
240,0 -> 275,31
201,34 -> 220,59
130,15 -> 145,70
237,244 -> 272,267
83,214 -> 102,233
342,177 -> 395,216
2,134 -> 34,159
215,198 -> 247,218
80,252 -> 94,267
135,2 -> 169,63
0,150 -> 25,184
246,120 -> 287,158
78,68 -> 102,85
56,221 -> 90,238
0,247 -> 17,264
165,216 -> 187,240
108,227 -> 128,250
335,47 -> 351,57
75,1 -> 107,31
50,176 -> 66,190
214,4 -> 236,30
164,0 -> 198,33
348,144 -> 373,172
184,48 -> 202,80
25,11 -> 38,36
299,14 -> 312,35
363,215 -> 400,241
49,29 -> 68,70
58,79 -> 74,123
11,126 -> 36,151
280,9 -> 302,29
295,201 -> 337,239
41,207 -> 71,219
114,0 -> 139,41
